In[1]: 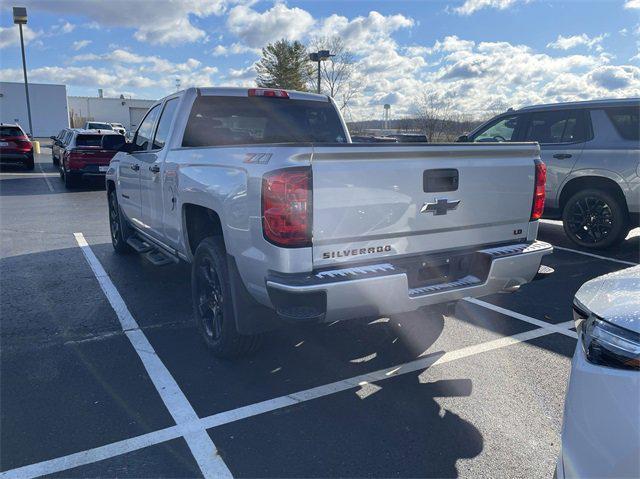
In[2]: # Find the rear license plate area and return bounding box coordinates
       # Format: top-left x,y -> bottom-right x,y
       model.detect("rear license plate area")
404,252 -> 476,289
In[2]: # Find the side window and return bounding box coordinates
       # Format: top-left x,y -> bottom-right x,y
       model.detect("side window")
605,106 -> 639,141
473,115 -> 522,142
133,105 -> 160,150
525,110 -> 587,144
63,131 -> 72,145
152,98 -> 179,150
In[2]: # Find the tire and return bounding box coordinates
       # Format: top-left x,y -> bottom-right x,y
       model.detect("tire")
24,152 -> 34,170
108,189 -> 134,254
562,188 -> 628,250
61,160 -> 80,188
192,237 -> 261,358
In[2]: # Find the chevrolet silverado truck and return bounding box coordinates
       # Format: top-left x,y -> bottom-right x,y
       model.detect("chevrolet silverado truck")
105,87 -> 552,357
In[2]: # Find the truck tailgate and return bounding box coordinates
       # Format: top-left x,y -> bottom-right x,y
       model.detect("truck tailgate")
311,143 -> 540,267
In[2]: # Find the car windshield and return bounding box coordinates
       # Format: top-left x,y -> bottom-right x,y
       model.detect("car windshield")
76,134 -> 104,147
182,96 -> 347,147
0,127 -> 24,137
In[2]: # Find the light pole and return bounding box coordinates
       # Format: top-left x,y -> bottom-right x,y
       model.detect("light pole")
13,6 -> 33,138
308,50 -> 334,94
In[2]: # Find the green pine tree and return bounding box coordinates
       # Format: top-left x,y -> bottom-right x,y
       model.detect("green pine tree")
256,39 -> 311,91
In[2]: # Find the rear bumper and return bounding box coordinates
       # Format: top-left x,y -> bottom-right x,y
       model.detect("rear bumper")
0,151 -> 32,162
266,241 -> 553,322
67,164 -> 109,176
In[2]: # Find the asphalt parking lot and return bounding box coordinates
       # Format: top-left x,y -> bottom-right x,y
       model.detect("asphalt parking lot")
1,145 -> 638,479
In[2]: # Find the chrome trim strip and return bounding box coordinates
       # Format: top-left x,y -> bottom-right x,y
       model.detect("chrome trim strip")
315,263 -> 395,279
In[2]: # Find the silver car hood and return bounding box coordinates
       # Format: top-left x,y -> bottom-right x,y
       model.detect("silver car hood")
575,265 -> 640,334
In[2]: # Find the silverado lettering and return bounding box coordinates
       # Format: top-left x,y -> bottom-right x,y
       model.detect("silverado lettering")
322,245 -> 392,259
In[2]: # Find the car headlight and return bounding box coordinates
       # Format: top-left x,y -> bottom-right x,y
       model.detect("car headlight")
574,300 -> 640,371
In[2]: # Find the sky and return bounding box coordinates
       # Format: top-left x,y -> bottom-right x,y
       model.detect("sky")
0,0 -> 639,121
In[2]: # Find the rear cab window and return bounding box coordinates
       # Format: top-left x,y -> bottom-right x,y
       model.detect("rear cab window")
181,96 -> 347,147
605,106 -> 639,141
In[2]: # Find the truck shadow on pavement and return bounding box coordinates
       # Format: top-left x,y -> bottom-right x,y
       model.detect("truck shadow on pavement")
2,243 -> 486,476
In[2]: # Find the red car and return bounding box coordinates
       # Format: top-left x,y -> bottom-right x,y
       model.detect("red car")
0,123 -> 34,170
59,129 -> 125,188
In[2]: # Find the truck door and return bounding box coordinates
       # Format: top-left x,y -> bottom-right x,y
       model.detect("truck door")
118,104 -> 160,226
139,97 -> 180,241
521,109 -> 587,210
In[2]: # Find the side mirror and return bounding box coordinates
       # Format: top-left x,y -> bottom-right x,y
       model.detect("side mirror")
101,134 -> 127,151
456,134 -> 470,143
49,136 -> 57,140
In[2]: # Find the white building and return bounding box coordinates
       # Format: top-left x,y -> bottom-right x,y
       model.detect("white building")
67,94 -> 156,133
0,81 -> 69,137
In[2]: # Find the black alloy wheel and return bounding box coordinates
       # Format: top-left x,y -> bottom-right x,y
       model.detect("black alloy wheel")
565,196 -> 613,244
195,257 -> 224,341
562,189 -> 628,250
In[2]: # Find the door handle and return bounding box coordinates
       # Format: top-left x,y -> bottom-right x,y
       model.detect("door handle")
552,154 -> 572,159
130,163 -> 140,171
149,164 -> 160,173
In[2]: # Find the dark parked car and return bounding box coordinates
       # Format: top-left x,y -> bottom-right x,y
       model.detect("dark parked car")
350,135 -> 398,143
59,129 -> 125,188
459,99 -> 640,249
50,128 -> 71,166
0,124 -> 34,170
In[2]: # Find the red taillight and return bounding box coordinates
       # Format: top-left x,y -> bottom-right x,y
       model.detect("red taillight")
262,167 -> 312,247
531,160 -> 546,220
248,88 -> 289,99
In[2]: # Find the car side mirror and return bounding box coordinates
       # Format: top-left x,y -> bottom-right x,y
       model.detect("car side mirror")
456,134 -> 470,143
49,136 -> 56,140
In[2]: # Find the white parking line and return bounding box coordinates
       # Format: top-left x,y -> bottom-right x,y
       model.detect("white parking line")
37,162 -> 55,193
552,245 -> 637,267
72,233 -> 232,479
463,298 -> 578,339
0,290 -> 576,479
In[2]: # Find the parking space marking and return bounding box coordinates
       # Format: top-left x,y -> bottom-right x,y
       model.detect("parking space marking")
551,245 -> 637,267
462,298 -> 578,339
0,298 -> 575,479
37,162 -> 55,193
72,233 -> 232,479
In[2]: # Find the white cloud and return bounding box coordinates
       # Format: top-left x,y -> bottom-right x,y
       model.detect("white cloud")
547,33 -> 608,52
226,2 -> 315,48
13,0 -> 230,45
211,42 -> 260,57
453,0 -> 524,15
0,25 -> 39,49
624,0 -> 640,9
72,40 -> 92,50
317,11 -> 414,54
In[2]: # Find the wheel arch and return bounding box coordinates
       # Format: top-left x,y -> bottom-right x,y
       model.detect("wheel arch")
182,203 -> 225,260
559,174 -> 629,215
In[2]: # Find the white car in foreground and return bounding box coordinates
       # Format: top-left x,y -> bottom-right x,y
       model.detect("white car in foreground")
556,265 -> 640,478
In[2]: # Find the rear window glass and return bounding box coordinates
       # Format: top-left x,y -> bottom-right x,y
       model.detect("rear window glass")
88,123 -> 113,130
0,127 -> 24,137
182,96 -> 347,147
605,106 -> 639,141
524,109 -> 588,144
76,135 -> 104,147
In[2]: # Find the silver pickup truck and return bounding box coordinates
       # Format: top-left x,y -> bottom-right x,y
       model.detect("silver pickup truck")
105,87 -> 552,357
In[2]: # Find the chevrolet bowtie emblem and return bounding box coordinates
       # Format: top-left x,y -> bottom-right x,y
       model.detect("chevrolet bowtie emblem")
420,198 -> 461,215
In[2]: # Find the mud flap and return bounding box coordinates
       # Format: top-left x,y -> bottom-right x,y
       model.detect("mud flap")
226,254 -> 281,334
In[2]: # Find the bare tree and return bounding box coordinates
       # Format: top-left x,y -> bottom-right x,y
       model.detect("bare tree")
414,92 -> 454,142
307,36 -> 359,112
